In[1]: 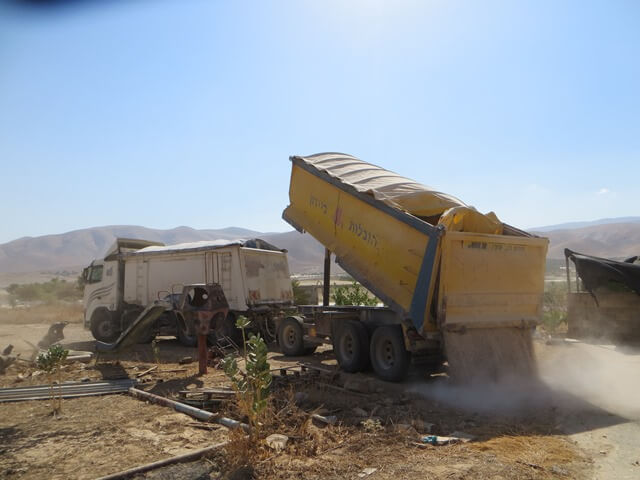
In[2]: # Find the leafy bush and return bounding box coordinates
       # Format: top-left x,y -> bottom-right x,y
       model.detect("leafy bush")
332,281 -> 379,306
7,278 -> 82,304
36,345 -> 69,416
222,316 -> 272,440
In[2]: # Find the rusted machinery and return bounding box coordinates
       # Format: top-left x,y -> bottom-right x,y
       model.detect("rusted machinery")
96,283 -> 230,374
177,284 -> 229,374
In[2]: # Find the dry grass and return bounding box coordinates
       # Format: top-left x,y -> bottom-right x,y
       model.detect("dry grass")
0,303 -> 83,325
0,394 -> 229,480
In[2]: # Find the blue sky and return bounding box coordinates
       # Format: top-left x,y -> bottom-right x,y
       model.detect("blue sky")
0,0 -> 638,243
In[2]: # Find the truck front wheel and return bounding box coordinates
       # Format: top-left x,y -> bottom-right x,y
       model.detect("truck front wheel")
277,317 -> 305,356
370,325 -> 410,382
90,309 -> 120,343
334,320 -> 370,372
176,313 -> 197,347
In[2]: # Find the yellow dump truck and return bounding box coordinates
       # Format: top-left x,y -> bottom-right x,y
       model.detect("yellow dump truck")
278,153 -> 548,381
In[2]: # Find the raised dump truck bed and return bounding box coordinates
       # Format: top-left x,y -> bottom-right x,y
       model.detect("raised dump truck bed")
280,153 -> 548,381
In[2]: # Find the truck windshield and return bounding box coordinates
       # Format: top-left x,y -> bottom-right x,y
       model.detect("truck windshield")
88,265 -> 103,283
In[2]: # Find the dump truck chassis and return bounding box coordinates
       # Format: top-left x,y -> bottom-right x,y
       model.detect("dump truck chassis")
276,305 -> 442,382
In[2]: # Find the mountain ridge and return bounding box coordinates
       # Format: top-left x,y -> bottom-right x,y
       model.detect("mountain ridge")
1,218 -> 639,274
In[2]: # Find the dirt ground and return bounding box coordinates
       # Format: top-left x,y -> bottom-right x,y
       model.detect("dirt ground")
1,307 -> 638,479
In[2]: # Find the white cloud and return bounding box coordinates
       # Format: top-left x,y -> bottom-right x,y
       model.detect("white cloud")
596,188 -> 610,195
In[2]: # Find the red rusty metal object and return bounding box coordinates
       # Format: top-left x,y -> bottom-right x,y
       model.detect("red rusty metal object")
177,284 -> 229,375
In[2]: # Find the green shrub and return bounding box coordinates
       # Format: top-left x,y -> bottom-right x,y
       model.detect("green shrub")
36,345 -> 69,416
7,278 -> 82,304
332,281 -> 379,306
222,316 -> 272,440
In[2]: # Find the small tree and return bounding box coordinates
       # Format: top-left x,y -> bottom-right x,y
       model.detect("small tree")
221,316 -> 272,441
332,281 -> 379,306
36,345 -> 69,415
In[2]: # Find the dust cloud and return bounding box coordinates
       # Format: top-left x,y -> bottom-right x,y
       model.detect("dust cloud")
411,337 -> 640,420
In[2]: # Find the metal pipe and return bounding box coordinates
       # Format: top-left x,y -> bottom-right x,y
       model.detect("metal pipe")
129,387 -> 215,421
128,387 -> 249,432
95,441 -> 227,480
323,248 -> 331,307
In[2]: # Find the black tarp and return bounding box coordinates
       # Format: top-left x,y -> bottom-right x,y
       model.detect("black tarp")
565,248 -> 640,304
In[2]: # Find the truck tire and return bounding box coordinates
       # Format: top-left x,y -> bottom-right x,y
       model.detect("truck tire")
90,309 -> 120,343
176,313 -> 197,347
370,325 -> 410,382
122,307 -> 154,344
277,317 -> 305,356
334,320 -> 370,372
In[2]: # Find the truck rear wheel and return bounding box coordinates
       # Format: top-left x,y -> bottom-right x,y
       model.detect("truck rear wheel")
370,325 -> 410,382
90,309 -> 120,343
334,320 -> 370,372
277,317 -> 305,356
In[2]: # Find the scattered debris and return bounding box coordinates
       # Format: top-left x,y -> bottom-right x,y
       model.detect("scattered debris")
65,351 -> 93,364
358,467 -> 378,477
449,431 -> 476,442
311,413 -> 337,426
128,387 -> 249,432
136,365 -> 158,377
550,465 -> 570,476
0,353 -> 17,375
95,441 -> 228,480
37,322 -> 67,349
0,379 -> 137,402
266,433 -> 289,451
177,387 -> 235,408
420,433 -> 474,446
517,460 -> 544,470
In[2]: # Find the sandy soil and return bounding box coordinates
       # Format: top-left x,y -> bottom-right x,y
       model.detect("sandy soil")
3,309 -> 637,479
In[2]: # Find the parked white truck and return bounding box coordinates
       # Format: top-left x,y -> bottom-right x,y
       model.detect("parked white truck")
82,238 -> 294,345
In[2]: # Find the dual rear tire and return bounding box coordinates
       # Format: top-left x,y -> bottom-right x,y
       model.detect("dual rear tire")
369,325 -> 410,382
334,322 -> 410,382
277,315 -> 410,382
277,317 -> 317,356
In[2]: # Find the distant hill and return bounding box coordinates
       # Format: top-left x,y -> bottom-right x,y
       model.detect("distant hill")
530,216 -> 640,232
535,222 -> 640,259
2,218 -> 639,276
0,225 -> 330,275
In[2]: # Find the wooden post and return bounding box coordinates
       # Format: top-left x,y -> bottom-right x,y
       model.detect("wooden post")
323,248 -> 331,307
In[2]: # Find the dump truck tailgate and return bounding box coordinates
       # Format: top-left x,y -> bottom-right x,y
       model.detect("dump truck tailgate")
438,231 -> 549,331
